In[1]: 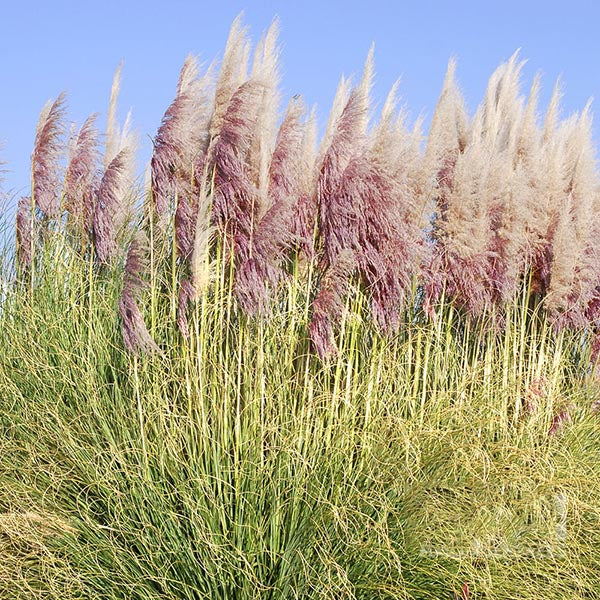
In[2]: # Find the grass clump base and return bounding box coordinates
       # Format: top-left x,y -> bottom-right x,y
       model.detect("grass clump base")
1,235 -> 600,600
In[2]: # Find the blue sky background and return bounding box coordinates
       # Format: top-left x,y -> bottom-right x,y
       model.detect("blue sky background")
1,0 -> 599,204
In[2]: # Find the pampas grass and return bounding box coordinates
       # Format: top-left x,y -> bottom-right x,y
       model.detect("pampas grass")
2,16 -> 600,600
31,92 -> 66,218
93,145 -> 135,263
64,113 -> 101,236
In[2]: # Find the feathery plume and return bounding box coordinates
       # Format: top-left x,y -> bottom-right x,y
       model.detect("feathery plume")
93,147 -> 134,263
423,62 -> 471,314
485,147 -> 529,304
190,191 -> 214,297
473,50 -> 525,152
318,87 -> 369,264
424,59 -> 470,237
543,80 -> 563,145
16,196 -> 34,269
309,250 -> 356,360
64,114 -> 101,231
370,80 -> 401,159
178,188 -> 214,335
356,44 -> 374,134
443,145 -> 496,315
119,232 -> 159,354
292,107 -> 319,258
152,55 -> 213,227
425,59 -> 469,177
234,98 -> 306,314
340,152 -> 423,331
268,99 -> 306,204
508,75 -> 542,293
105,62 -> 123,168
31,93 -> 66,217
177,278 -> 196,338
209,14 -> 251,142
317,51 -> 424,331
210,80 -> 264,263
94,105 -> 138,264
247,18 -> 282,218
315,45 -> 371,172
547,103 -> 600,327
424,58 -> 535,315
474,56 -> 532,304
529,91 -> 568,295
319,75 -> 352,163
515,74 -> 541,162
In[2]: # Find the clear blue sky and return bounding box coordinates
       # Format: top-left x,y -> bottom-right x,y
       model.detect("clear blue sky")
1,0 -> 599,203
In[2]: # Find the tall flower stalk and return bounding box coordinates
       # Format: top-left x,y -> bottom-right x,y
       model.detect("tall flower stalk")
31,93 -> 66,218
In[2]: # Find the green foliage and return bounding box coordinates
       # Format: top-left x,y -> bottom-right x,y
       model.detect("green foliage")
1,227 -> 599,599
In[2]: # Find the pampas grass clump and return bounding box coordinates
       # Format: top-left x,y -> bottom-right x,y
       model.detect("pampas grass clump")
1,17 -> 600,600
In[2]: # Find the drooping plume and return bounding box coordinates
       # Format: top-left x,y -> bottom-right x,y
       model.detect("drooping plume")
152,55 -> 213,230
119,232 -> 159,354
64,113 -> 101,232
309,249 -> 356,360
369,84 -> 429,326
16,196 -> 34,269
546,104 -> 600,327
210,80 -> 264,262
31,93 -> 66,217
316,51 -> 423,331
93,145 -> 135,264
235,98 -> 306,314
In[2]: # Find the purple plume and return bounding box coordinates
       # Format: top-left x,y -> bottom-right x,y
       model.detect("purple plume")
548,407 -> 572,437
210,80 -> 263,263
16,196 -> 34,269
177,278 -> 196,338
93,148 -> 132,263
151,56 -> 211,228
309,250 -> 356,360
175,154 -> 206,260
317,80 -> 423,333
292,193 -> 317,259
342,155 -> 422,332
119,232 -> 159,354
64,114 -> 101,232
234,99 -> 305,314
318,89 -> 367,265
31,93 -> 66,217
